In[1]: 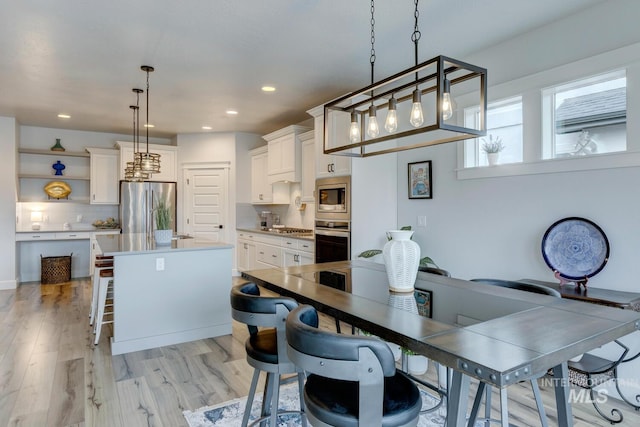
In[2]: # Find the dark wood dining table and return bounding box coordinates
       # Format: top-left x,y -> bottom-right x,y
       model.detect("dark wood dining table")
242,260 -> 640,427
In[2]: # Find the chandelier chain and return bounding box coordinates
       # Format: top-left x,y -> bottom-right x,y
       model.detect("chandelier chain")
370,0 -> 376,86
412,0 -> 421,67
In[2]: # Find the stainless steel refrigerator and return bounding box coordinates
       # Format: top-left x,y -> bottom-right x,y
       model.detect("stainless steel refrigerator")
119,181 -> 177,234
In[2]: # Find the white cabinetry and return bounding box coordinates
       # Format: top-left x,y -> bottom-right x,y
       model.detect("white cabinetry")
87,147 -> 119,204
300,130 -> 316,202
115,141 -> 178,182
254,233 -> 283,269
307,105 -> 351,178
237,231 -> 256,272
263,125 -> 311,184
250,146 -> 290,204
236,230 -> 314,271
282,237 -> 314,267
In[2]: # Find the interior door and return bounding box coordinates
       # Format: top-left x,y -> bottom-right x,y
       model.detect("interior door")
183,168 -> 227,242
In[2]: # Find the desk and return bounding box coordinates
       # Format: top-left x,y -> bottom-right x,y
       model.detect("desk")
242,261 -> 640,427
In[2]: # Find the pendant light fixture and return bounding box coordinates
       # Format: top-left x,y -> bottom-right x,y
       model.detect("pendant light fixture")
136,65 -> 161,175
124,88 -> 149,181
366,1 -> 379,139
324,0 -> 487,157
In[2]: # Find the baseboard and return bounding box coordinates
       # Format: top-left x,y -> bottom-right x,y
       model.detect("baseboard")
0,279 -> 17,290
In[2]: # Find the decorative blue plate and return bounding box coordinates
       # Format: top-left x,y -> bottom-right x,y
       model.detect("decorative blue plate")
541,217 -> 609,280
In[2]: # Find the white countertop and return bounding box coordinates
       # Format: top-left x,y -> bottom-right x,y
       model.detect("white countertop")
16,226 -> 120,233
96,233 -> 233,255
236,227 -> 314,241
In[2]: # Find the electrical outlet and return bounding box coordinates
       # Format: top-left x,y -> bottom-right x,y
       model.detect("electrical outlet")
156,258 -> 165,271
417,215 -> 427,227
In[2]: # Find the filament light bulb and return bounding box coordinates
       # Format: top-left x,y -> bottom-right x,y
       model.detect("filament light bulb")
410,89 -> 424,127
384,97 -> 398,133
367,105 -> 379,138
442,79 -> 453,120
349,111 -> 361,143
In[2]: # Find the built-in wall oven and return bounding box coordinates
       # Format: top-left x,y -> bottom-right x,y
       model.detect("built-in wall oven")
315,176 -> 351,263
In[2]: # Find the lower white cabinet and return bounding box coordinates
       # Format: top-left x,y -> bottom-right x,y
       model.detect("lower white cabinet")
282,237 -> 314,267
236,231 -> 314,271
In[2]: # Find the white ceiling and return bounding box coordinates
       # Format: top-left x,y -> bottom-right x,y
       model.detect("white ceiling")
1,0 -> 606,138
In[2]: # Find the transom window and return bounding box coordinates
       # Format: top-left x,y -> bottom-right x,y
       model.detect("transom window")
464,96 -> 523,167
542,70 -> 626,159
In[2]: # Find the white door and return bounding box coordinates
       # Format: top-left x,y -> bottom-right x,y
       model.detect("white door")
183,167 -> 228,242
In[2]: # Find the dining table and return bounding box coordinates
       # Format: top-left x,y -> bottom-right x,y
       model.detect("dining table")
241,260 -> 640,427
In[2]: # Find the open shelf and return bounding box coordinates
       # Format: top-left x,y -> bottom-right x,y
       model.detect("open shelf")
18,174 -> 90,181
18,148 -> 90,157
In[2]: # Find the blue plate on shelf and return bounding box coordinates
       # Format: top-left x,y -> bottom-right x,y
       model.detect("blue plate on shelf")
541,217 -> 609,281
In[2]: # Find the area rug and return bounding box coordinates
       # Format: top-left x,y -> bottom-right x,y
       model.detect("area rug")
184,383 -> 482,427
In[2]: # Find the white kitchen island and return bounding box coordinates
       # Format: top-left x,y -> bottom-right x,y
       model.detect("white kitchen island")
96,233 -> 233,355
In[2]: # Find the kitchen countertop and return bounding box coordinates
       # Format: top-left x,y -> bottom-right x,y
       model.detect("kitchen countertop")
16,226 -> 121,233
96,233 -> 233,255
237,227 -> 314,241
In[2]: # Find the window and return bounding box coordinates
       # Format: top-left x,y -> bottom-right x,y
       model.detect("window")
464,96 -> 523,167
542,70 -> 626,159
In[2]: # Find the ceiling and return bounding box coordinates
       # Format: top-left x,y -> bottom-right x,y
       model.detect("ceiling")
1,0 -> 606,139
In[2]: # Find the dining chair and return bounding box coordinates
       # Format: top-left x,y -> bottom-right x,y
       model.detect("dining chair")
230,282 -> 307,427
286,304 -> 422,427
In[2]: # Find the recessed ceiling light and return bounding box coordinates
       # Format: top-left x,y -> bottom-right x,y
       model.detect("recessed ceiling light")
202,126 -> 212,130
57,114 -> 71,119
144,123 -> 154,128
261,86 -> 276,92
226,110 -> 238,115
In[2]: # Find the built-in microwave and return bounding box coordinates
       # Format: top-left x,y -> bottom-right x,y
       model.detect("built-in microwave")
315,176 -> 350,221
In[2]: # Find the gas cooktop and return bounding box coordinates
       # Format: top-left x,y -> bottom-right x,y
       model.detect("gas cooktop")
263,227 -> 314,235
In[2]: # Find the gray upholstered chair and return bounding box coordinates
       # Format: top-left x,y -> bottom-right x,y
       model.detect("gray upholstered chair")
469,278 -> 561,427
230,282 -> 307,427
470,278 -> 561,297
286,304 -> 422,427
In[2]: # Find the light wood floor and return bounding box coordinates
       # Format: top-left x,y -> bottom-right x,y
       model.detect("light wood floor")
1,277 -> 639,427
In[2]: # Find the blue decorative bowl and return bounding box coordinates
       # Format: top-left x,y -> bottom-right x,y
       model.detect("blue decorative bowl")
541,217 -> 609,280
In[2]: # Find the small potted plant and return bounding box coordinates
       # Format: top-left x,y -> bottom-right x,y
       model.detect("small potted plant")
481,135 -> 505,166
154,199 -> 173,245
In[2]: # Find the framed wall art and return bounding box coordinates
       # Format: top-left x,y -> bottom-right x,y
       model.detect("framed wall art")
408,160 -> 432,199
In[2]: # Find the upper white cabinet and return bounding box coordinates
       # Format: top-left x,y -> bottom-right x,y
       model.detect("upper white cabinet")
250,146 -> 289,204
262,125 -> 311,184
115,141 -> 178,182
300,130 -> 315,202
307,105 -> 351,178
86,147 -> 119,204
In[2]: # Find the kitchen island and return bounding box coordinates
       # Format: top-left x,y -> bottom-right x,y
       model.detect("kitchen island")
96,233 -> 233,355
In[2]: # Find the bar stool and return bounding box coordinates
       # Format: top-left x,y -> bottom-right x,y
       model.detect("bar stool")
286,304 -> 421,427
89,255 -> 113,326
230,282 -> 307,427
93,268 -> 114,345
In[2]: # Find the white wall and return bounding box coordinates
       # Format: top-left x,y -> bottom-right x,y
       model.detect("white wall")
386,0 -> 640,399
0,117 -> 17,289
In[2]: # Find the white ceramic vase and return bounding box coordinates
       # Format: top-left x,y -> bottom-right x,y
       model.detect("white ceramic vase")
382,230 -> 420,292
154,229 -> 173,245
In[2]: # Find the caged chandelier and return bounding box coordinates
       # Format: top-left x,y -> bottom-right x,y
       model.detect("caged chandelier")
324,0 -> 487,157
